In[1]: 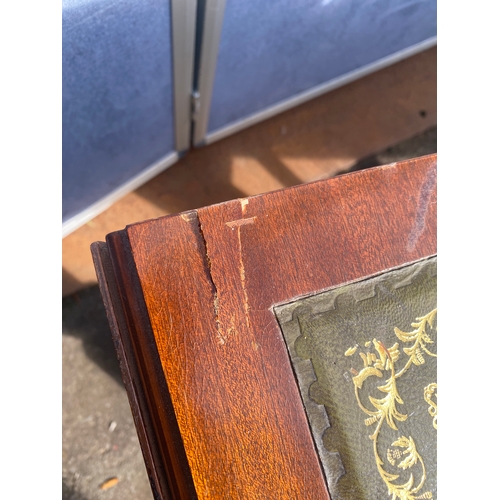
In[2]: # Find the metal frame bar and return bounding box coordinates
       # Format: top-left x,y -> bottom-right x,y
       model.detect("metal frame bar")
63,0 -> 198,238
62,151 -> 179,238
171,0 -> 198,152
197,36 -> 437,147
192,0 -> 227,146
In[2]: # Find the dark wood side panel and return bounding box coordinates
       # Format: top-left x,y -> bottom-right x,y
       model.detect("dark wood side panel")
124,154 -> 436,498
96,231 -> 198,500
91,241 -> 168,500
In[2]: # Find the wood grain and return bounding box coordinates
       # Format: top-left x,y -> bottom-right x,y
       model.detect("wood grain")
94,232 -> 198,500
127,155 -> 436,498
95,154 -> 437,498
91,241 -> 169,500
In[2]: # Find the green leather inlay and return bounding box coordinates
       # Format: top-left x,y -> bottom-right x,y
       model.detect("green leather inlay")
275,257 -> 437,500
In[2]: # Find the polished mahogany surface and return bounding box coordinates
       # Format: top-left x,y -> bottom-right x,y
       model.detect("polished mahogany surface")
92,154 -> 437,499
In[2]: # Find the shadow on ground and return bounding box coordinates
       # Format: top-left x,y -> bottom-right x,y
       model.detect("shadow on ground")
62,286 -> 122,386
346,126 -> 437,173
63,477 -> 89,500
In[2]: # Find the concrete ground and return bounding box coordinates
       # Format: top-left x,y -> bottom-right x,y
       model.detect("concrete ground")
62,48 -> 436,500
63,286 -> 152,500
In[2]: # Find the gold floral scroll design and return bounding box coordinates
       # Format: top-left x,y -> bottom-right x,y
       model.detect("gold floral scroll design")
345,309 -> 437,500
423,383 -> 437,430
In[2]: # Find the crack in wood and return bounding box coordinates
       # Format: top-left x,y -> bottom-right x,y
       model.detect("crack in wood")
196,212 -> 224,345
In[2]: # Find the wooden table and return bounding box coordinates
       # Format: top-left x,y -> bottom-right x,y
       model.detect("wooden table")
92,154 -> 437,499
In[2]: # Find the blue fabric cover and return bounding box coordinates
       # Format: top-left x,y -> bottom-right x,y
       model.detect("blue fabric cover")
208,0 -> 436,133
63,0 -> 175,222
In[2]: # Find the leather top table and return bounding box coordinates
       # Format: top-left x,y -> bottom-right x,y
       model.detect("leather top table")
91,154 -> 437,499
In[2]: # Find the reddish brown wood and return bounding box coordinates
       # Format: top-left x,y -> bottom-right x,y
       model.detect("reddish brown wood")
92,234 -> 198,500
91,242 -> 168,500
93,154 -> 437,499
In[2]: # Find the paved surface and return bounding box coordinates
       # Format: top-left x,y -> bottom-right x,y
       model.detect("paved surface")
62,127 -> 436,500
63,286 -> 152,500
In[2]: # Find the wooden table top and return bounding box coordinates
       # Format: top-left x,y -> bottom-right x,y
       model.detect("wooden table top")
92,154 -> 437,499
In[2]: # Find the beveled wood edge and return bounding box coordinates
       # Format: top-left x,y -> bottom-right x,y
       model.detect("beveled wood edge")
105,231 -> 199,500
91,241 -> 168,500
92,240 -> 199,500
